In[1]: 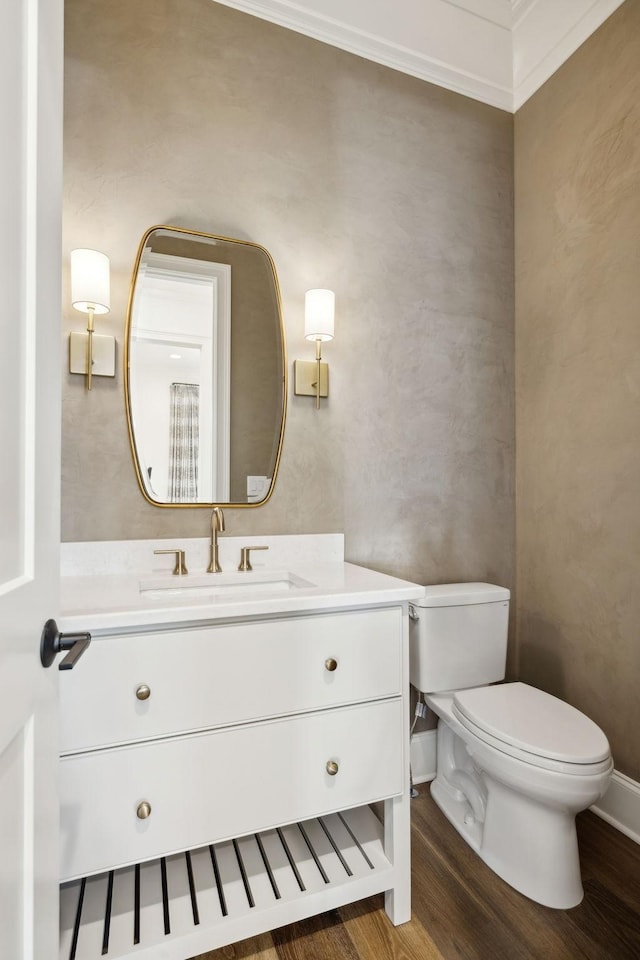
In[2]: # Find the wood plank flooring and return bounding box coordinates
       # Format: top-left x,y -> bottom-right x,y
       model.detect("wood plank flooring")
191,789 -> 640,960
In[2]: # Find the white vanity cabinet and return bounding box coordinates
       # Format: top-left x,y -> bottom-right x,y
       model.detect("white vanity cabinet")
58,601 -> 413,960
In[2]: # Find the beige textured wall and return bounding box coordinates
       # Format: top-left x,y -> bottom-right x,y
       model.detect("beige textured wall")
63,0 -> 514,600
515,1 -> 640,778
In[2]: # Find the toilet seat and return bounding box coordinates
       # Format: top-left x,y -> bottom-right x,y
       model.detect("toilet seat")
452,682 -> 611,772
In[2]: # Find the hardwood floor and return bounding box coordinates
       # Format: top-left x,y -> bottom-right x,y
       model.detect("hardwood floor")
191,789 -> 640,960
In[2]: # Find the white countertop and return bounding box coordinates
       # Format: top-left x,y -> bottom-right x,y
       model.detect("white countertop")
60,537 -> 424,634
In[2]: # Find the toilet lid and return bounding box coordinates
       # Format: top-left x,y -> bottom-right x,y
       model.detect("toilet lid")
453,682 -> 610,764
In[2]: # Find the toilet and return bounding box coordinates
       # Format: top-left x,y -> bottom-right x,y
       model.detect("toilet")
409,582 -> 613,909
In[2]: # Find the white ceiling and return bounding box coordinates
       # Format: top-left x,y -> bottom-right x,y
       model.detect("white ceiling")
211,0 -> 625,111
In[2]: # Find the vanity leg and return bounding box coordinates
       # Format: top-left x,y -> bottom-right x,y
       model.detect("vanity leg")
383,603 -> 412,925
383,792 -> 411,925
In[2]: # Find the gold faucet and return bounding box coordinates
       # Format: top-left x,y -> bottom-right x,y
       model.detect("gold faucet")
238,545 -> 269,572
207,507 -> 225,573
153,548 -> 188,575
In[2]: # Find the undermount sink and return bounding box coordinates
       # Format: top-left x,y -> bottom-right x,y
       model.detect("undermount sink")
139,570 -> 315,600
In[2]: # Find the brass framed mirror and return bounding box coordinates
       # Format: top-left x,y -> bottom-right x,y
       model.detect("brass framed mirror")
124,225 -> 287,507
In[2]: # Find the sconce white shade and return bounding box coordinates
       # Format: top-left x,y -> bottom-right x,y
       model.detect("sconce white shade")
70,248 -> 110,314
304,288 -> 334,342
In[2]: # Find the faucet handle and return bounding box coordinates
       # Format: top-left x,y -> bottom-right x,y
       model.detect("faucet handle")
238,546 -> 269,572
154,549 -> 188,576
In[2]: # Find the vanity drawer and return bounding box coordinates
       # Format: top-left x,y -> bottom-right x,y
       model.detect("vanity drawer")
59,697 -> 404,882
60,607 -> 403,753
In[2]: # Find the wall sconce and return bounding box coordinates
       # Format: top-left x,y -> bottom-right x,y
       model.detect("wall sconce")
294,289 -> 335,408
69,248 -> 115,391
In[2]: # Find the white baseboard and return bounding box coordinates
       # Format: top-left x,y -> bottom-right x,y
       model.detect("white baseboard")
591,770 -> 640,846
410,729 -> 437,785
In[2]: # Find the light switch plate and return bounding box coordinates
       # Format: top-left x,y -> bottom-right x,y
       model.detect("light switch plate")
247,476 -> 271,502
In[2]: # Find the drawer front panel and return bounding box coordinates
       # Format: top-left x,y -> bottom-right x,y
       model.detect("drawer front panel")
59,698 -> 404,882
60,607 -> 403,753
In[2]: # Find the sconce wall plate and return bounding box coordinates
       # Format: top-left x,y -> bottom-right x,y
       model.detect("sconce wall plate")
293,359 -> 328,398
69,331 -> 116,378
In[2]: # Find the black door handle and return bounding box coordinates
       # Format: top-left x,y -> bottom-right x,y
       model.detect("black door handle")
40,619 -> 91,670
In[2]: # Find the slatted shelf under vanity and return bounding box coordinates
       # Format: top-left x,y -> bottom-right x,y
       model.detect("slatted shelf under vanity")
60,806 -> 394,960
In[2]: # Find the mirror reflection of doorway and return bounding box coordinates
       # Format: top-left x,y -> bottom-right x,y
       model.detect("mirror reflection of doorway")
130,254 -> 231,502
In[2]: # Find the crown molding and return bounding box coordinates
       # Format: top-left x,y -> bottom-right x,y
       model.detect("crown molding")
211,0 -> 626,113
513,0 -> 626,110
211,0 -> 513,110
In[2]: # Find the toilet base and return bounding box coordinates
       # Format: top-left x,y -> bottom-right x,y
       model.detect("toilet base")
423,691 -> 614,910
430,772 -> 584,909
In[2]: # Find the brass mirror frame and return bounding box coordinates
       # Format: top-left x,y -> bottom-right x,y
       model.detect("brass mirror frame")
124,224 -> 287,509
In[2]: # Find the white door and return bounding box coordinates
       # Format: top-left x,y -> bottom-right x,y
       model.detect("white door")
0,0 -> 63,958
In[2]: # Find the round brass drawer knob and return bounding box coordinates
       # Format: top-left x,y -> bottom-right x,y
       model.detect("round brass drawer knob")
136,801 -> 152,820
324,658 -> 338,672
136,684 -> 151,701
326,760 -> 339,776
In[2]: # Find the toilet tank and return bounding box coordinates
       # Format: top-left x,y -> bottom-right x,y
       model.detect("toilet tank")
409,582 -> 510,693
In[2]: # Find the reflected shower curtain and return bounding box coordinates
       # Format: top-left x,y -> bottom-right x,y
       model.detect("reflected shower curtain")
168,382 -> 199,502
